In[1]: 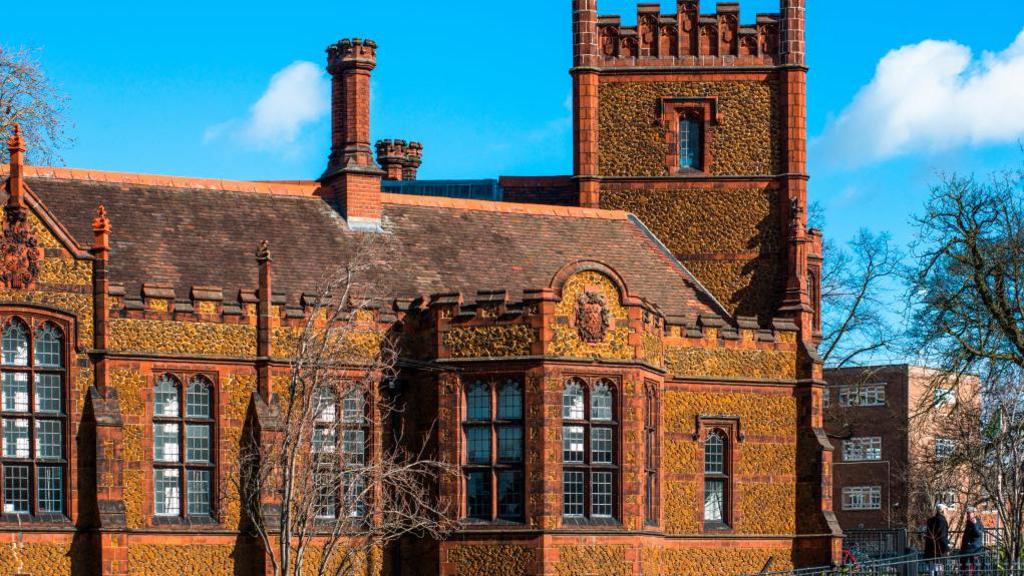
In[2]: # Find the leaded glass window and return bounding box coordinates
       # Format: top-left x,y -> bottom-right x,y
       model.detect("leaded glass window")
153,373 -> 214,518
0,315 -> 68,517
562,377 -> 618,521
703,430 -> 729,526
679,117 -> 702,170
462,377 -> 524,521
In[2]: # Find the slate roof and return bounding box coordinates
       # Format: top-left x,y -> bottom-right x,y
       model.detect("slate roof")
14,169 -> 725,320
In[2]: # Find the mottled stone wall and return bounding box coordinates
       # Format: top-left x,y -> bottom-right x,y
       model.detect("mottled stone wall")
665,345 -> 795,380
597,79 -> 780,177
551,544 -> 633,576
127,543 -> 254,575
600,185 -> 783,318
444,325 -> 535,358
108,319 -> 257,357
663,387 -> 798,535
642,545 -> 794,576
447,544 -> 536,576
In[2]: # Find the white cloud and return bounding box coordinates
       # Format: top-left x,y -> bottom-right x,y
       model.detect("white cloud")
204,61 -> 328,150
817,28 -> 1024,167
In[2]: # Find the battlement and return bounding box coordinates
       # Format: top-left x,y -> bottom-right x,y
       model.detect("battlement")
590,1 -> 786,68
375,139 -> 423,181
326,38 -> 377,72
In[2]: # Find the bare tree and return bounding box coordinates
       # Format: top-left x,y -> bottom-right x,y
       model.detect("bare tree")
0,46 -> 72,165
908,169 -> 1024,380
907,167 -> 1024,560
819,228 -> 902,368
910,372 -> 1024,561
237,235 -> 455,576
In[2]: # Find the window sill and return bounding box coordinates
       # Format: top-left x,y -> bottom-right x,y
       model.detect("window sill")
151,515 -> 219,527
562,516 -> 621,528
0,512 -> 69,524
703,521 -> 733,533
461,517 -> 526,527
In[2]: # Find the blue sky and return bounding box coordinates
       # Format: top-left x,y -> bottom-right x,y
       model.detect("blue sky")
5,0 -> 1024,250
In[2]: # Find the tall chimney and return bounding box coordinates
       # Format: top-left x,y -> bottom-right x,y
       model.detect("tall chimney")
572,0 -> 601,207
320,38 -> 385,230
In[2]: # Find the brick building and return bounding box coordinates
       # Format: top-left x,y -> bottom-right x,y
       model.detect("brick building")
0,1 -> 838,574
824,365 -> 981,534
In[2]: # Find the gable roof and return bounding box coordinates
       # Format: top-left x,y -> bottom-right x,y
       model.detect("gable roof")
9,167 -> 726,321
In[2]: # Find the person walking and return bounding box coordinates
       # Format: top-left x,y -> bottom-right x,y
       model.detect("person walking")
960,508 -> 986,573
924,504 -> 950,573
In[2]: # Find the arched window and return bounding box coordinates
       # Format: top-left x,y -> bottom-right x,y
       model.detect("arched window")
462,377 -> 524,521
153,373 -> 215,518
644,384 -> 659,525
312,385 -> 368,519
2,320 -> 28,366
34,324 -> 62,369
703,430 -> 729,526
0,315 -> 68,517
562,377 -> 618,521
562,379 -> 584,420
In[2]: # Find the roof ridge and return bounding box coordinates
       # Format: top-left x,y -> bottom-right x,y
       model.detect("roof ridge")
3,165 -> 319,197
381,192 -> 629,220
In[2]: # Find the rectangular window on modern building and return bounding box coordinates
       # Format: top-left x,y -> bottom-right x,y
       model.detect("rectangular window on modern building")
842,486 -> 882,510
838,383 -> 886,407
842,437 -> 882,461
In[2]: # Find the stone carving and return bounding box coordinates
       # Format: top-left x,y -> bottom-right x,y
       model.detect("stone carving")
0,216 -> 39,291
576,291 -> 610,344
601,27 -> 619,57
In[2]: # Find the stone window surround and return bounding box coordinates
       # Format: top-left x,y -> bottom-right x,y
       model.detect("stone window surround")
146,369 -> 219,526
460,375 -> 525,524
0,311 -> 72,524
560,375 -> 621,526
693,415 -> 743,532
659,96 -> 721,175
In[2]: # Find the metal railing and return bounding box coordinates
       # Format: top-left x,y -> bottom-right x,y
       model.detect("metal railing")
741,551 -> 1024,576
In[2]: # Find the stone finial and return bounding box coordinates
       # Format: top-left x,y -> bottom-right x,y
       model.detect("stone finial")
92,205 -> 111,235
7,124 -> 25,153
256,240 -> 272,262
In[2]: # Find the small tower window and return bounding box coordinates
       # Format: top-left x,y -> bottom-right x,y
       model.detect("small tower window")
679,117 -> 702,170
703,430 -> 728,526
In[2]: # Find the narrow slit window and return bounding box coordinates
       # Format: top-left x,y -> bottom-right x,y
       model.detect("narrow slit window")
679,117 -> 702,170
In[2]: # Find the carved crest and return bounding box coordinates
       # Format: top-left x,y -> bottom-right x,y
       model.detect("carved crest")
576,291 -> 610,344
0,219 -> 39,291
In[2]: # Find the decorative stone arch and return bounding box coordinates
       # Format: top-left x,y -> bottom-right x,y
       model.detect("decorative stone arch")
548,260 -> 630,303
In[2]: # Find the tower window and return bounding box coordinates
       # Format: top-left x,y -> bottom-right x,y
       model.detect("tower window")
703,429 -> 730,527
679,117 -> 702,170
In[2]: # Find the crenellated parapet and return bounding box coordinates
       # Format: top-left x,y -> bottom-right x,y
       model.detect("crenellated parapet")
325,38 -> 377,73
594,1 -> 781,68
375,139 -> 424,181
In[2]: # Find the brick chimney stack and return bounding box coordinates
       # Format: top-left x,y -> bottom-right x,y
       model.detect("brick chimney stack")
402,141 -> 423,181
375,139 -> 408,181
572,0 -> 600,207
320,38 -> 385,230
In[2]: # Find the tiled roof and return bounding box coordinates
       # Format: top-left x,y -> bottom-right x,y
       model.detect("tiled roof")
14,168 -> 725,320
